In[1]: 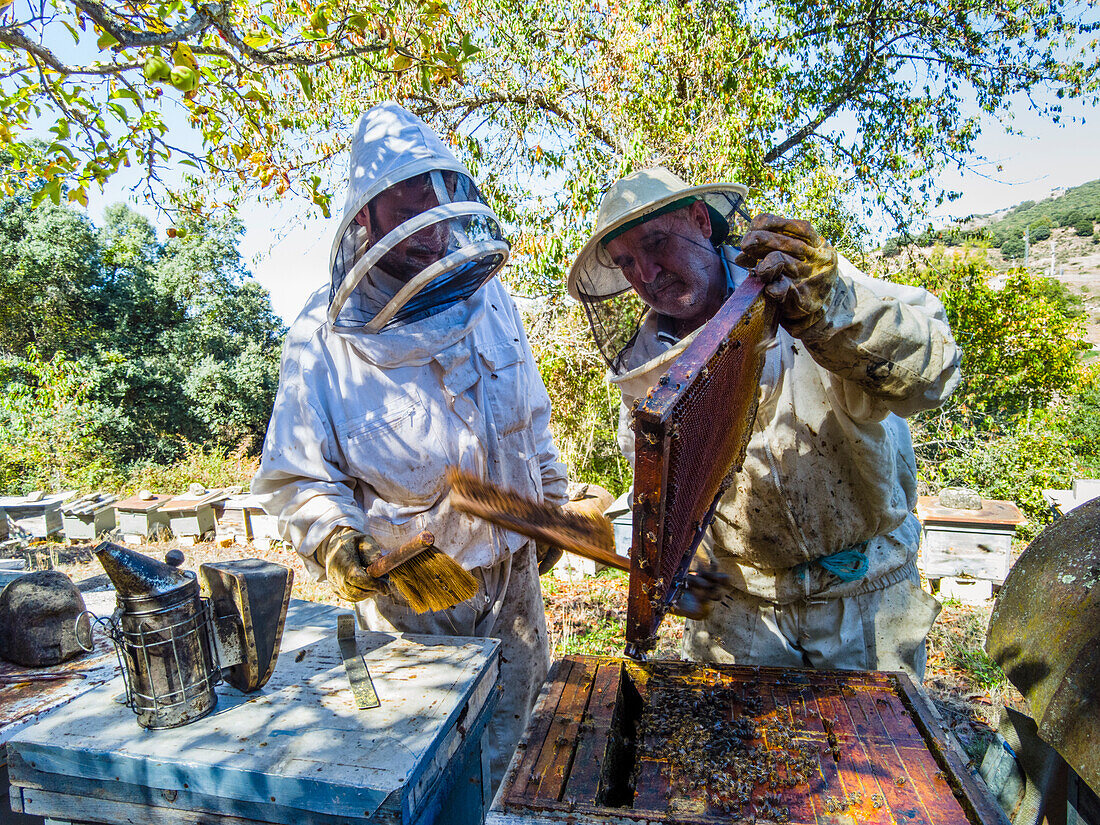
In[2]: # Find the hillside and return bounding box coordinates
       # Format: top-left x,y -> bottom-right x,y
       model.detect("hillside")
882,179 -> 1100,348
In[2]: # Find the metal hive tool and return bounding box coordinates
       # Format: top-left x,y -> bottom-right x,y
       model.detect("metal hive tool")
626,275 -> 777,658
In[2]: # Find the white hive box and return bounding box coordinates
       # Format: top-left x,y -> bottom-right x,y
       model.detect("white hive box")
214,495 -> 254,544
114,493 -> 173,543
248,503 -> 281,551
0,492 -> 75,538
1042,478 -> 1100,518
60,493 -> 117,541
917,496 -> 1025,584
162,490 -> 226,545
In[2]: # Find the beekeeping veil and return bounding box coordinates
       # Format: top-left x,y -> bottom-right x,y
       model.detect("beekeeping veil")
328,103 -> 509,332
566,167 -> 749,373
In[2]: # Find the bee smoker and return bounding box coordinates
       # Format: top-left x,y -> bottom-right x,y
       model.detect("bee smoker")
90,541 -> 293,729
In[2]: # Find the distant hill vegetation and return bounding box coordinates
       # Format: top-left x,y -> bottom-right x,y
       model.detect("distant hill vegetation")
884,178 -> 1100,258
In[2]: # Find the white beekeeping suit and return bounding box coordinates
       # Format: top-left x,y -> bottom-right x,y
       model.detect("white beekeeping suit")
567,167 -> 961,679
612,251 -> 958,676
253,102 -> 568,789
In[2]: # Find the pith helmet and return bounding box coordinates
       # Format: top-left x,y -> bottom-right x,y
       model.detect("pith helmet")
567,167 -> 748,303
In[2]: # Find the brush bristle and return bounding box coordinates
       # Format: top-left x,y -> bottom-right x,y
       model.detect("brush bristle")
388,547 -> 479,614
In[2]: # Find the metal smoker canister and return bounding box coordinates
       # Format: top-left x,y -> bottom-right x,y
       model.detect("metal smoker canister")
95,542 -> 220,729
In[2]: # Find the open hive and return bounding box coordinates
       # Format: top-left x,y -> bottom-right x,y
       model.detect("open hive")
495,656 -> 1004,825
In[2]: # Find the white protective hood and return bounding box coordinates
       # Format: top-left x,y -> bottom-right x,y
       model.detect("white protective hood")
327,103 -> 509,332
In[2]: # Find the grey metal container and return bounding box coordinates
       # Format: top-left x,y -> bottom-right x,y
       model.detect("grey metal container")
96,543 -> 220,729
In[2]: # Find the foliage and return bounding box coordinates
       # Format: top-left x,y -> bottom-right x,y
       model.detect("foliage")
372,0 -> 1100,246
1029,223 -> 1052,242
0,193 -> 284,490
520,298 -> 632,496
886,249 -> 1090,535
883,177 -> 1100,253
893,250 -> 1088,421
990,179 -> 1100,236
0,348 -> 124,492
124,442 -> 260,497
923,417 -> 1080,538
1050,366 -> 1100,473
926,605 -> 1007,693
0,0 -> 477,214
1000,236 -> 1024,258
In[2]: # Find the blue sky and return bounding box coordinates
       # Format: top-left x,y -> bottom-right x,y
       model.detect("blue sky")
86,95 -> 1100,325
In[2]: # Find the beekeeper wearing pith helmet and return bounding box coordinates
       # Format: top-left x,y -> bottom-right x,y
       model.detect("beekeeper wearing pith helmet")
253,102 -> 568,788
568,167 -> 961,679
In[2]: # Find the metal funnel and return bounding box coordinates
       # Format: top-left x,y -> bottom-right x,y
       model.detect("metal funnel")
94,540 -> 193,603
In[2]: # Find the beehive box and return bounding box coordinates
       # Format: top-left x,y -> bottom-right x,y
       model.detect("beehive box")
162,490 -> 225,544
490,656 -> 1006,825
917,497 -> 1025,584
60,493 -> 117,541
0,492 -> 74,538
214,495 -> 255,544
249,509 -> 281,550
114,494 -> 173,542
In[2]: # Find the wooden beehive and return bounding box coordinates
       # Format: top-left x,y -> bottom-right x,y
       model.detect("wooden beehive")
490,656 -> 1006,825
60,493 -> 117,541
162,490 -> 225,544
114,494 -> 173,542
916,497 -> 1025,584
0,492 -> 75,539
214,495 -> 254,544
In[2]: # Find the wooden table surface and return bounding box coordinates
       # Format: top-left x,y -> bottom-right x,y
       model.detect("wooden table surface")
6,597 -> 500,825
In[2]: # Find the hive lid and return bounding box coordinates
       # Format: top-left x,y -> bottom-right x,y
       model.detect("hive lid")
162,490 -> 227,513
916,496 -> 1024,526
0,491 -> 76,510
114,494 -> 173,512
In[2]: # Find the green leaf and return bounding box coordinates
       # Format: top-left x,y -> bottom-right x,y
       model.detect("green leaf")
96,30 -> 120,49
296,71 -> 314,99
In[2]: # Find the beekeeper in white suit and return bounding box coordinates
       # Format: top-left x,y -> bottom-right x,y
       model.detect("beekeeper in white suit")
569,168 -> 961,679
253,102 -> 568,787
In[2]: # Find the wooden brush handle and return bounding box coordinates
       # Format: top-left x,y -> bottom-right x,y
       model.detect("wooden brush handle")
366,531 -> 436,578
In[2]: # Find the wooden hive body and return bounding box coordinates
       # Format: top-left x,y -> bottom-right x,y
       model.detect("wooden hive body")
115,494 -> 173,540
491,656 -> 1006,825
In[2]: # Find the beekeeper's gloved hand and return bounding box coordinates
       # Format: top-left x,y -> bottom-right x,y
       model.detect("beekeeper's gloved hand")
734,214 -> 838,337
315,527 -> 390,602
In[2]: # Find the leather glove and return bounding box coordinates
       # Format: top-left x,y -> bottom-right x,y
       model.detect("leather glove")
734,214 -> 839,336
315,527 -> 390,602
536,543 -> 564,576
537,483 -> 616,576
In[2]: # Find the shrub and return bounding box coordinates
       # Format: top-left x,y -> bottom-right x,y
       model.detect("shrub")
1030,225 -> 1051,242
1000,236 -> 1025,258
123,442 -> 260,495
928,419 -> 1080,540
1075,218 -> 1095,236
